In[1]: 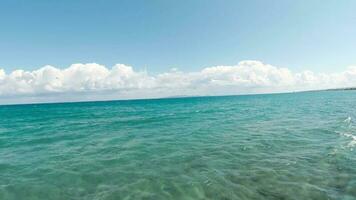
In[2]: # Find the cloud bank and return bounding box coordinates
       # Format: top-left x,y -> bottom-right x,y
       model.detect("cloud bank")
1,60 -> 356,104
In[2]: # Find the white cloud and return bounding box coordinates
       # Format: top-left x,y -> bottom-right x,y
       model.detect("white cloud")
0,60 -> 356,104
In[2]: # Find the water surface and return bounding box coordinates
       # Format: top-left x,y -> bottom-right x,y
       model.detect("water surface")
0,91 -> 356,199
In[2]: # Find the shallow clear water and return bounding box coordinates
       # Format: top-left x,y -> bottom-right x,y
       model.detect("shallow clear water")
0,91 -> 356,200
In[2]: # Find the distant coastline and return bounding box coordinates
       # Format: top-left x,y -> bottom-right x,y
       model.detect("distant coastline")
303,87 -> 356,93
325,87 -> 356,91
1,87 -> 355,106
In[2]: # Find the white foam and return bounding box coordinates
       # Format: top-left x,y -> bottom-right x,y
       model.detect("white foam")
344,116 -> 352,123
342,132 -> 356,147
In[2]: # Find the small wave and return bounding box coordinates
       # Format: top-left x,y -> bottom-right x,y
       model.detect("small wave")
336,116 -> 356,149
344,116 -> 352,123
335,130 -> 356,148
341,132 -> 356,148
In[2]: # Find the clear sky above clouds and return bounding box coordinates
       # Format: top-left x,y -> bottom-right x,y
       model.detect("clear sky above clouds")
1,0 -> 356,104
1,0 -> 355,73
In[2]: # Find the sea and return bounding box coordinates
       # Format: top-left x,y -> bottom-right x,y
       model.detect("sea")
0,91 -> 355,200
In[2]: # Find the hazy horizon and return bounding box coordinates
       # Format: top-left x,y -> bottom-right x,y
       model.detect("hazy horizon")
1,60 -> 356,104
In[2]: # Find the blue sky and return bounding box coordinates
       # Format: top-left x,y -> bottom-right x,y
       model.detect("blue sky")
0,0 -> 356,73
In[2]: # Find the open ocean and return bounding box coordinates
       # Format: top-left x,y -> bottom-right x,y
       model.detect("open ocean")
0,91 -> 355,200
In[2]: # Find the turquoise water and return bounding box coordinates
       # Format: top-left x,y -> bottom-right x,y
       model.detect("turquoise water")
0,91 -> 356,200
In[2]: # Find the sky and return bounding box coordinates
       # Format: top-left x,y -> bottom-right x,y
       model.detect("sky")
0,0 -> 356,104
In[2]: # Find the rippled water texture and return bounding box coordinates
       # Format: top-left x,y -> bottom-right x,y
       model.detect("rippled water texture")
1,91 -> 356,200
